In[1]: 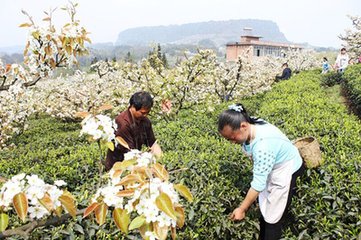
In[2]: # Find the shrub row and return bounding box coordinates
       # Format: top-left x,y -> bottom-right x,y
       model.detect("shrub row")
320,70 -> 344,87
256,71 -> 361,239
342,64 -> 361,115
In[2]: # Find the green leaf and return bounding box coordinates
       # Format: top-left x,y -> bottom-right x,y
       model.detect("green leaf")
155,192 -> 177,220
129,215 -> 146,231
0,213 -> 9,232
116,136 -> 130,150
112,159 -> 137,171
106,141 -> 114,151
117,174 -> 142,186
152,163 -> 169,181
38,193 -> 54,212
174,184 -> 193,202
113,208 -> 130,234
19,23 -> 32,28
83,202 -> 99,218
59,193 -> 77,217
31,31 -> 40,40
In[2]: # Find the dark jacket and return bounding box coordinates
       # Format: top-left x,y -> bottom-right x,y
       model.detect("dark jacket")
105,109 -> 156,171
276,68 -> 292,81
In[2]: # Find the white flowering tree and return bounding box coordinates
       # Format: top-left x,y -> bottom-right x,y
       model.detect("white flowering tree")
339,15 -> 361,58
280,48 -> 319,73
212,57 -> 244,102
91,60 -> 119,78
0,111 -> 193,239
0,2 -> 90,91
0,2 -> 90,150
118,49 -> 219,116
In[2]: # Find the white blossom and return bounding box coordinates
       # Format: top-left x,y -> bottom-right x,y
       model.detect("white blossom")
54,180 -> 67,187
145,231 -> 158,240
28,206 -> 48,219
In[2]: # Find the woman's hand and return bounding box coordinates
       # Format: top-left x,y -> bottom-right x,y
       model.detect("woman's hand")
230,188 -> 259,221
229,207 -> 246,221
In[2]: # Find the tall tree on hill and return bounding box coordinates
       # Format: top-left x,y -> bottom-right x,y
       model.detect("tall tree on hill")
125,51 -> 133,63
148,44 -> 168,68
162,53 -> 168,68
157,44 -> 162,59
90,57 -> 99,65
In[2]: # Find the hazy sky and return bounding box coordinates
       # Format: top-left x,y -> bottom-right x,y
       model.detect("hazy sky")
0,0 -> 360,48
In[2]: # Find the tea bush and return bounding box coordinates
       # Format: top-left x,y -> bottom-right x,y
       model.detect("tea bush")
342,64 -> 361,115
320,70 -> 344,87
257,71 -> 361,239
0,115 -> 100,194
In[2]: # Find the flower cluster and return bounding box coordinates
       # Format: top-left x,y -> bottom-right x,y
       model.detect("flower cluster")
0,173 -> 71,221
84,150 -> 193,239
228,104 -> 243,112
80,114 -> 117,142
21,3 -> 90,78
339,15 -> 361,58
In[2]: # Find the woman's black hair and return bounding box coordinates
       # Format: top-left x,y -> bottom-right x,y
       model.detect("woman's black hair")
129,91 -> 154,110
218,103 -> 266,132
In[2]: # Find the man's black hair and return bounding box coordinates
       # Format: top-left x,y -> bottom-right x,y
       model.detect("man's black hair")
129,91 -> 154,110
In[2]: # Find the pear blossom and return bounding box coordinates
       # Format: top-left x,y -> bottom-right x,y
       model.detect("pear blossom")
145,231 -> 158,240
11,173 -> 26,182
54,180 -> 67,187
0,173 -> 69,220
28,206 -> 48,219
124,149 -> 142,160
80,114 -> 116,142
137,152 -> 154,167
26,175 -> 45,187
25,185 -> 46,202
2,181 -> 22,199
157,212 -> 176,227
47,186 -> 63,204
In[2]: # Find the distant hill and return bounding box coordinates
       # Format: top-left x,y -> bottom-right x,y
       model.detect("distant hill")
115,19 -> 290,47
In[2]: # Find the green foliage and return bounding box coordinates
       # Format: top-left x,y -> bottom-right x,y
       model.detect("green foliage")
0,115 -> 100,192
256,71 -> 361,239
154,108 -> 259,239
342,64 -> 361,115
320,70 -> 344,87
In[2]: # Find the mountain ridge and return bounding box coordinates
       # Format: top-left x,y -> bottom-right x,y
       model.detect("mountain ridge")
115,19 -> 290,47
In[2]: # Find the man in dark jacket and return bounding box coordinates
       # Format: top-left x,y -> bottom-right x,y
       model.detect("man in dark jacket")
275,63 -> 292,82
105,91 -> 162,171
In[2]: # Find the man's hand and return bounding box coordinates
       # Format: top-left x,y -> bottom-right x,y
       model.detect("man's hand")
229,207 -> 246,221
151,141 -> 162,159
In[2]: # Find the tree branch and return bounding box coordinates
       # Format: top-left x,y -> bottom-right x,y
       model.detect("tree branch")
24,76 -> 42,88
0,209 -> 86,239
